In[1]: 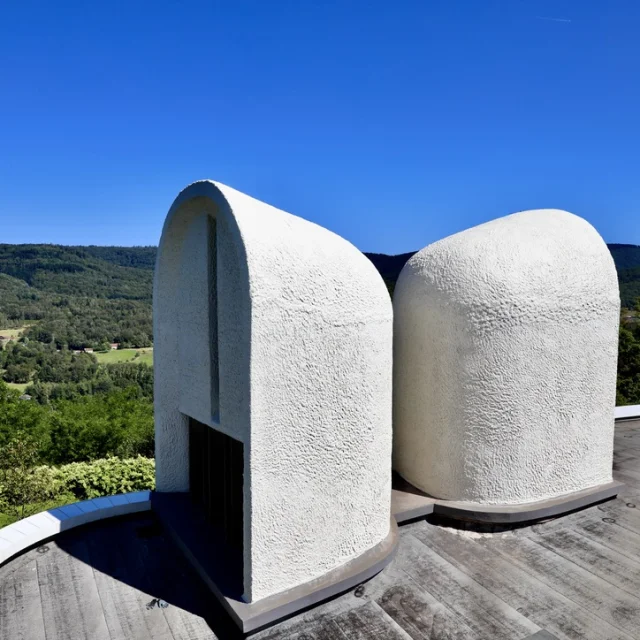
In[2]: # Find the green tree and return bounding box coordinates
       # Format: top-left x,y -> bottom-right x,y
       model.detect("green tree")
0,381 -> 49,449
3,363 -> 31,383
0,433 -> 54,518
45,388 -> 154,464
617,315 -> 640,405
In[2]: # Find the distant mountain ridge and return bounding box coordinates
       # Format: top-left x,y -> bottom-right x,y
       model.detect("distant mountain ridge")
0,244 -> 153,301
0,242 -> 638,308
608,244 -> 640,271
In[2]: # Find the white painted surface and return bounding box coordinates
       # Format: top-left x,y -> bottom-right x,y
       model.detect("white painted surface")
616,405 -> 640,420
154,181 -> 393,602
393,209 -> 620,505
0,492 -> 150,566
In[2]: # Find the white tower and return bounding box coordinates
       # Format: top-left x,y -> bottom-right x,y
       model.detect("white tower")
393,209 -> 620,505
154,180 -> 394,608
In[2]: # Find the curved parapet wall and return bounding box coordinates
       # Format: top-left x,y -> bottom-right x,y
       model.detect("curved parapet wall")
154,181 -> 393,603
616,405 -> 640,421
0,492 -> 151,567
393,209 -> 620,505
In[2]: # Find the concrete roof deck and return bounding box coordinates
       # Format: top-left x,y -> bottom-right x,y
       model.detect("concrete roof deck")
2,420 -> 640,640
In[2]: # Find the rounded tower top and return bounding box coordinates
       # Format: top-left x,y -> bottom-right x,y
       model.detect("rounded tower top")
396,209 -> 618,333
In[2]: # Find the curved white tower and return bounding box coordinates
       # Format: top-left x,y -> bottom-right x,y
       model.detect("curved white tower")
154,181 -> 393,605
393,209 -> 620,505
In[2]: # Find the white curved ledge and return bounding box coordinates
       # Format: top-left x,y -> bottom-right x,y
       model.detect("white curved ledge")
0,491 -> 150,566
616,405 -> 640,421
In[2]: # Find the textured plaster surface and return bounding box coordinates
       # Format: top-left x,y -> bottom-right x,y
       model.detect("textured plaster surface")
154,181 -> 392,602
393,209 -> 620,505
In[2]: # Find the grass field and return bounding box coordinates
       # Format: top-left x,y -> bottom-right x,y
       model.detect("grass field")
0,326 -> 28,340
95,348 -> 153,366
5,382 -> 29,394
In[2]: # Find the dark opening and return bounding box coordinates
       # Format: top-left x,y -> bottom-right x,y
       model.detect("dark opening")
189,418 -> 244,551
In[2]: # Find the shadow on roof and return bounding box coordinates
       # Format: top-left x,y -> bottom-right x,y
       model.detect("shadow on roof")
53,511 -> 246,639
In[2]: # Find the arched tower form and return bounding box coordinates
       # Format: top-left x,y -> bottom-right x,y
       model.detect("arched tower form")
393,209 -> 620,505
154,180 -> 394,604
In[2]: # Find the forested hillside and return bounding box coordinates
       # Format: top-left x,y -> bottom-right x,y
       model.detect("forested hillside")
0,246 -> 156,523
618,265 -> 640,307
0,245 -> 153,300
0,245 -> 153,349
79,245 -> 156,270
608,244 -> 640,270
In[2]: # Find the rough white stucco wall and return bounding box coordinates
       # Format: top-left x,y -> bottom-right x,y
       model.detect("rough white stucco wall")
154,181 -> 393,603
393,209 -> 620,505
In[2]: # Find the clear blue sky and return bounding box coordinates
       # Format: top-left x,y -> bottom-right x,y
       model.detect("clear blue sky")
1,0 -> 639,253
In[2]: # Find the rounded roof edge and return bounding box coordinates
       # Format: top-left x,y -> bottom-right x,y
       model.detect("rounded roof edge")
395,208 -> 619,314
158,179 -> 392,322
